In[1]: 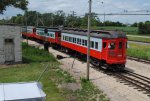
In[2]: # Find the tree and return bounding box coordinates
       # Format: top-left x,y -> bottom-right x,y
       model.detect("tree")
138,21 -> 150,34
131,22 -> 138,27
0,0 -> 28,14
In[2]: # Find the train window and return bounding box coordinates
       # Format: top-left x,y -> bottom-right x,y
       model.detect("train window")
85,40 -> 87,46
108,42 -> 116,50
66,36 -> 68,41
74,38 -> 76,43
65,36 -> 67,41
70,37 -> 73,42
44,29 -> 48,33
91,41 -> 94,48
103,42 -> 107,49
95,42 -> 98,49
82,39 -> 85,46
119,42 -> 122,49
79,39 -> 81,45
77,38 -> 81,44
72,38 -> 74,43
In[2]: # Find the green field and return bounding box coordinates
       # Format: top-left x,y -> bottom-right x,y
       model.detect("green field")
127,43 -> 150,60
0,43 -> 108,101
91,26 -> 150,42
128,36 -> 150,43
91,26 -> 138,34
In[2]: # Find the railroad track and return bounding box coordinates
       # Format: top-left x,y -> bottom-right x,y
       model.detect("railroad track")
127,56 -> 150,64
25,39 -> 150,97
112,70 -> 150,97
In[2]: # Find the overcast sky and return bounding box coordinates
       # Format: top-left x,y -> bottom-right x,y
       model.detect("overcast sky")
1,0 -> 150,24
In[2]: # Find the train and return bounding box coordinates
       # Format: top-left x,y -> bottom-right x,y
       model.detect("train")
22,26 -> 128,69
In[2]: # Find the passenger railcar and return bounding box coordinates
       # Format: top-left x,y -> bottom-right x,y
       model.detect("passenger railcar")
61,29 -> 127,68
22,27 -> 127,69
22,26 -> 35,39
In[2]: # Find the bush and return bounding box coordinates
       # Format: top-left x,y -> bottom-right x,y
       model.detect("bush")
138,21 -> 150,34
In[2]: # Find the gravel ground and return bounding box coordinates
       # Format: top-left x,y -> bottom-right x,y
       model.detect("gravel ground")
23,39 -> 150,101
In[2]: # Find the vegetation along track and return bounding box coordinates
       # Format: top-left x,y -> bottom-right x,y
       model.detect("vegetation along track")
127,56 -> 150,64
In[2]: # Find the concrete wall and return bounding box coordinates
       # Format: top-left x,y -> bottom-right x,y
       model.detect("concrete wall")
0,25 -> 22,64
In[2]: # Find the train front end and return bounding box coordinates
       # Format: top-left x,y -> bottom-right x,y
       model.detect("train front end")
106,32 -> 128,68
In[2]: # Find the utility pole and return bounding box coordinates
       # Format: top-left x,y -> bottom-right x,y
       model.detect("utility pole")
37,12 -> 39,27
70,11 -> 76,27
87,0 -> 92,80
25,11 -> 28,45
71,11 -> 76,17
101,1 -> 105,26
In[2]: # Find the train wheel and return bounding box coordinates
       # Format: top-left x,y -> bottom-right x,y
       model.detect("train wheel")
90,58 -> 101,67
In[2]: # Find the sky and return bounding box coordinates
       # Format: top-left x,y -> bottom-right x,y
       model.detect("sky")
1,0 -> 150,24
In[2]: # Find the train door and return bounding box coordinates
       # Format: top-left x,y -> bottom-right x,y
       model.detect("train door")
117,39 -> 124,60
102,40 -> 108,59
4,39 -> 15,63
55,32 -> 61,44
108,40 -> 117,62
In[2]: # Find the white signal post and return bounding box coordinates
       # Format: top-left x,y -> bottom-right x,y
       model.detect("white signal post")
87,0 -> 92,80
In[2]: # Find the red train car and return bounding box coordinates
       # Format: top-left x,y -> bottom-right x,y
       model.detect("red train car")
22,27 -> 127,69
22,26 -> 35,39
61,29 -> 127,68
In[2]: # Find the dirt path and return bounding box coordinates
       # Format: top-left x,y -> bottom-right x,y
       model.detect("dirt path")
23,39 -> 150,101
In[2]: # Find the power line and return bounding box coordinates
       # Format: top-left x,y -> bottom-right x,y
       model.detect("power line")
97,13 -> 150,15
70,11 -> 76,17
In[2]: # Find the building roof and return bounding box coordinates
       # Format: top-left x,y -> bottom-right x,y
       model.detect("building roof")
0,82 -> 46,101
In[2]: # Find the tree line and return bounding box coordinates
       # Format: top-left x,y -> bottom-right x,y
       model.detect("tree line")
131,21 -> 150,34
0,10 -> 126,28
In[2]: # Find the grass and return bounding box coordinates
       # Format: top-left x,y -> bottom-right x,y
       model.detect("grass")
127,36 -> 150,43
127,43 -> 150,60
75,78 -> 108,101
91,26 -> 138,34
0,43 -> 109,101
91,26 -> 150,42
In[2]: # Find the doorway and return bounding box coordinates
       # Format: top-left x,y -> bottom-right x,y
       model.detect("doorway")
4,39 -> 14,62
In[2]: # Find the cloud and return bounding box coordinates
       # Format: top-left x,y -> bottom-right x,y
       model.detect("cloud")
1,0 -> 150,23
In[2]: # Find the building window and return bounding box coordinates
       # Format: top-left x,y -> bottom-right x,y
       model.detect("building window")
5,39 -> 13,43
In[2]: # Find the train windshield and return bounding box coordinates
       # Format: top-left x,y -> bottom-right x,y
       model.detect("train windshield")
119,42 -> 123,49
108,42 -> 116,50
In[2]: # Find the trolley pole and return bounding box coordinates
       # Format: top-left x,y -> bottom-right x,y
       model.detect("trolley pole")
87,0 -> 92,80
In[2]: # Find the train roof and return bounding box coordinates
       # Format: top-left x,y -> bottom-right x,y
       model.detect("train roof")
62,29 -> 127,39
22,26 -> 127,39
